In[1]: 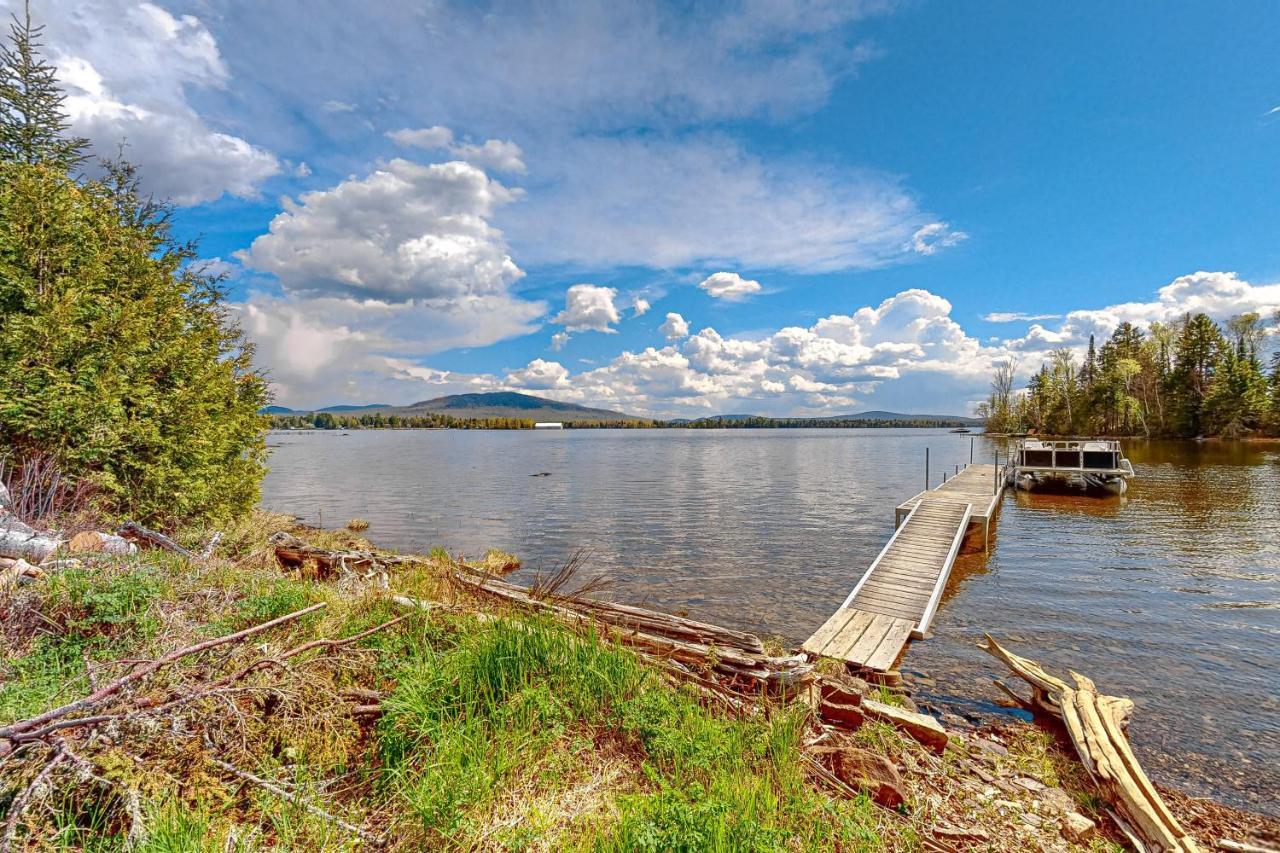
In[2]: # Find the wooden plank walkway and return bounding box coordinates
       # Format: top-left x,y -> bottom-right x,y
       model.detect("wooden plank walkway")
895,463 -> 1004,550
803,499 -> 973,671
804,461 -> 1011,675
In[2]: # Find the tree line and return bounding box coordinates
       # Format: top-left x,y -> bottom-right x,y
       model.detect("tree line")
273,413 -> 975,430
980,311 -> 1280,437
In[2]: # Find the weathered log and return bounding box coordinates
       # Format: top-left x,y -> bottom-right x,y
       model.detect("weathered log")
117,521 -> 194,558
453,570 -> 811,688
270,532 -> 408,573
982,635 -> 1197,853
453,569 -> 767,655
861,697 -> 949,753
0,514 -> 62,563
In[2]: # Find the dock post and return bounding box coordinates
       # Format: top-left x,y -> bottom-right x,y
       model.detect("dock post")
925,448 -> 930,493
970,436 -> 974,464
993,448 -> 998,495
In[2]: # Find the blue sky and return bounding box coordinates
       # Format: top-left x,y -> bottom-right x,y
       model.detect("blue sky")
29,0 -> 1280,414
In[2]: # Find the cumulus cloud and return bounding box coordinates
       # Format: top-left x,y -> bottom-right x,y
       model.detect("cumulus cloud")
506,358 -> 571,390
233,156 -> 546,408
241,159 -> 524,303
909,222 -> 968,256
699,271 -> 763,301
632,297 -> 651,317
659,312 -> 690,341
549,332 -> 570,352
552,284 -> 621,333
389,126 -> 526,173
27,0 -> 279,204
502,271 -> 1280,418
1003,271 -> 1280,355
984,311 -> 1062,323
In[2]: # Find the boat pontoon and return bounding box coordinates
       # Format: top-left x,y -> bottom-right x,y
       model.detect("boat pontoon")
1006,439 -> 1134,495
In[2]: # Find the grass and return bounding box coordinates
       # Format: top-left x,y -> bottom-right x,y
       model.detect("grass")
374,616 -> 892,850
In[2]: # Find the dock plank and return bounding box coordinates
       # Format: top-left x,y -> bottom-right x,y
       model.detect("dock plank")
803,464 -> 1006,672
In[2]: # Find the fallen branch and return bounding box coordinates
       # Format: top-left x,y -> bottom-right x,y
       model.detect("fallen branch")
1,748 -> 66,853
982,634 -> 1197,853
0,602 -> 326,745
206,752 -> 381,845
200,531 -> 223,560
117,521 -> 194,559
0,514 -> 62,563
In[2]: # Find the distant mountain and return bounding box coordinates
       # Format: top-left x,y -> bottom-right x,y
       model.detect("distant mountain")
316,403 -> 391,413
260,405 -> 296,414
383,391 -> 644,423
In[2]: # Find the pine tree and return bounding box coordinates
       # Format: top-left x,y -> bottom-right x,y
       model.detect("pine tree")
0,2 -> 87,169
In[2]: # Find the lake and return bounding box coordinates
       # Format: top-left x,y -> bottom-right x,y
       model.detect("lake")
261,428 -> 1280,814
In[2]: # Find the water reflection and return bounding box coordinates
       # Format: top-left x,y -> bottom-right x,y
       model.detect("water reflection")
261,429 -> 1279,814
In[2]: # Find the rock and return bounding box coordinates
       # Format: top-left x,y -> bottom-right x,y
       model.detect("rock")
1015,776 -> 1047,792
0,482 -> 9,508
824,746 -> 907,808
970,737 -> 1009,758
1041,787 -> 1075,814
1061,811 -> 1096,844
1021,812 -> 1044,828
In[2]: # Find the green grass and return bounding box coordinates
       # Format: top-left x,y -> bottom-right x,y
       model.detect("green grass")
375,617 -> 888,851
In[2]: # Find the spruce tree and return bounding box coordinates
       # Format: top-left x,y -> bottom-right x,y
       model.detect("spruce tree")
0,14 -> 268,525
0,2 -> 87,168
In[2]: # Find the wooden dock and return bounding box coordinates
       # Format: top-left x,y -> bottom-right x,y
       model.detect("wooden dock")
803,463 -> 1005,674
895,463 -> 1004,550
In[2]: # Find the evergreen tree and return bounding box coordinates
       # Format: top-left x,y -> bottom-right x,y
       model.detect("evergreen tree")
0,18 -> 268,525
1168,313 -> 1226,436
0,3 -> 87,168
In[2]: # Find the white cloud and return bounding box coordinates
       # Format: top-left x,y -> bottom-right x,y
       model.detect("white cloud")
552,284 -> 621,333
517,272 -> 1280,417
910,222 -> 968,256
504,135 -> 959,272
233,155 -> 547,408
506,358 -> 571,390
659,312 -> 690,341
549,332 -> 570,351
28,0 -> 279,204
241,158 -> 524,302
389,126 -> 526,173
322,99 -> 356,113
1003,271 -> 1280,355
632,297 -> 651,317
983,311 -> 1062,323
699,271 -> 763,301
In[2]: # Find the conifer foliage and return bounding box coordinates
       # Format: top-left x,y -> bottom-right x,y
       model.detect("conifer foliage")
0,6 -> 268,525
981,311 -> 1280,438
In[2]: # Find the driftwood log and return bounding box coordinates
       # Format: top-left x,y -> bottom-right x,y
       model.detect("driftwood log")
270,532 -> 410,574
0,513 -> 61,563
983,635 -> 1197,853
451,570 -> 812,689
117,521 -> 194,559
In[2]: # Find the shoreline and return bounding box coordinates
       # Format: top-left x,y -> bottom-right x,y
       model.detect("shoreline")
4,510 -> 1278,849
